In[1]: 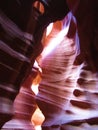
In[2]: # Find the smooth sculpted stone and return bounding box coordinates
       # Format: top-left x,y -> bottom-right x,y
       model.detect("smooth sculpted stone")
36,12 -> 80,129
2,67 -> 39,130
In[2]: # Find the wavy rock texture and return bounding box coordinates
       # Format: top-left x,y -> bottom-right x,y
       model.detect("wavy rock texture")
2,66 -> 39,130
36,10 -> 98,130
0,10 -> 33,128
2,87 -> 36,130
36,12 -> 80,128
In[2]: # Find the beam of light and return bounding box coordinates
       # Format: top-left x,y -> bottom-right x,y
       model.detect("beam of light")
42,24 -> 71,59
41,12 -> 74,59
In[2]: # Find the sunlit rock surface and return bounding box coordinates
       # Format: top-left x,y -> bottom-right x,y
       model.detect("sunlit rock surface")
36,8 -> 98,130
36,12 -> 80,128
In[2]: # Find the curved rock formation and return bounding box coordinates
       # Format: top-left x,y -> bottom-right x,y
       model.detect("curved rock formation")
36,1 -> 98,129
2,66 -> 39,130
36,12 -> 80,129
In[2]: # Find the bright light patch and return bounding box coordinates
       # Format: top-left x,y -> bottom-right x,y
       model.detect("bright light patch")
42,24 -> 70,59
46,23 -> 53,36
31,84 -> 39,95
